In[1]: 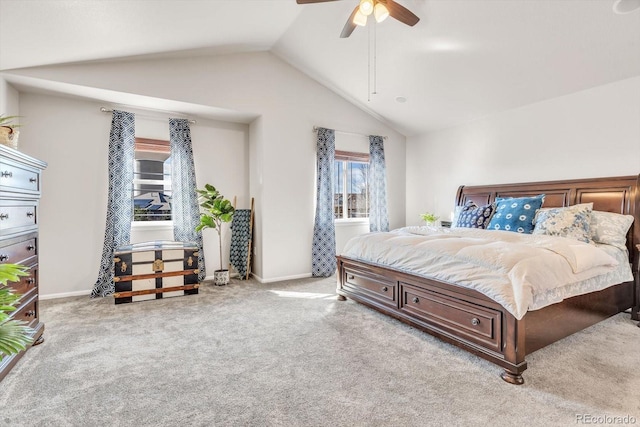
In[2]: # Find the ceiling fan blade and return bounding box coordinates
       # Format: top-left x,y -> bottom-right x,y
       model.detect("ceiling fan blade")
383,0 -> 420,26
340,6 -> 360,38
296,0 -> 341,4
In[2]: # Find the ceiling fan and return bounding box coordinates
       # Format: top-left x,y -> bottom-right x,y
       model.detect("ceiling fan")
296,0 -> 420,38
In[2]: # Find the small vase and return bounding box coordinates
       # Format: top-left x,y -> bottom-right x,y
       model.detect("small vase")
213,269 -> 229,286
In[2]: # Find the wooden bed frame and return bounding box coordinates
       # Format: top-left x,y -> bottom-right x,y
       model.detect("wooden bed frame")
336,175 -> 640,384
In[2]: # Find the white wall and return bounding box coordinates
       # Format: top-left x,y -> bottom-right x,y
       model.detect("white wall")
0,77 -> 19,120
406,76 -> 640,225
17,93 -> 248,298
9,51 -> 406,291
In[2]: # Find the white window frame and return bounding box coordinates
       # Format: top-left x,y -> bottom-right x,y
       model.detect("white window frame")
132,137 -> 173,228
334,150 -> 370,224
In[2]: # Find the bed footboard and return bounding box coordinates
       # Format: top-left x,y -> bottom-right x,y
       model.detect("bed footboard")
336,256 -> 527,384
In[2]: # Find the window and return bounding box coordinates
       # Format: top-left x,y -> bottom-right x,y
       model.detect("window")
133,138 -> 172,222
334,150 -> 370,220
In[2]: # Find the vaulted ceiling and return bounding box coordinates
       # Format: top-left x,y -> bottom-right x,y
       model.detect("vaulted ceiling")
1,0 -> 639,136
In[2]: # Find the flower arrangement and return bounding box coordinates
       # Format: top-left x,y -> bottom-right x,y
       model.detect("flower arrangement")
420,212 -> 439,225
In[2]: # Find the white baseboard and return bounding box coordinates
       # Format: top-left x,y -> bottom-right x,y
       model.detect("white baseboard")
39,273 -> 318,298
250,272 -> 312,283
40,290 -> 91,300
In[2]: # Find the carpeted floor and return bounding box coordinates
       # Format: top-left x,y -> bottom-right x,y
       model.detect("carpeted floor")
1,276 -> 639,426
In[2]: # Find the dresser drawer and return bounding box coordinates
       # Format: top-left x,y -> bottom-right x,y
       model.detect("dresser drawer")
0,203 -> 37,235
0,161 -> 40,193
342,267 -> 397,307
10,294 -> 39,328
8,264 -> 38,298
400,283 -> 502,352
0,238 -> 37,265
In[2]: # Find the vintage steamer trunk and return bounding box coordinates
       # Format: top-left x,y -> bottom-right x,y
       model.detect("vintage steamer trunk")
113,241 -> 199,304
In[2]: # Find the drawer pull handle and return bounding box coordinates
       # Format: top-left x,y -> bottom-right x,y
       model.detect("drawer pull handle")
347,275 -> 355,280
1,171 -> 12,178
0,254 -> 8,262
26,211 -> 34,217
412,297 -> 419,304
0,213 -> 8,220
25,310 -> 36,317
381,286 -> 388,292
26,244 -> 35,251
471,318 -> 480,326
26,278 -> 35,285
29,177 -> 37,183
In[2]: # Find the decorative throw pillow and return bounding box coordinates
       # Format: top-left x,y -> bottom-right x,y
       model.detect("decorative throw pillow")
532,203 -> 593,243
454,200 -> 495,229
590,210 -> 634,250
487,194 -> 545,234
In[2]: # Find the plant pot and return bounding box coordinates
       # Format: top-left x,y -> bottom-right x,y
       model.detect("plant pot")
0,127 -> 19,150
213,269 -> 229,286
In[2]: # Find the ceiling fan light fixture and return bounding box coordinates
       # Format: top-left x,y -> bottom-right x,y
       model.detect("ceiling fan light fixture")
353,9 -> 368,26
613,0 -> 640,14
359,0 -> 374,16
374,2 -> 389,23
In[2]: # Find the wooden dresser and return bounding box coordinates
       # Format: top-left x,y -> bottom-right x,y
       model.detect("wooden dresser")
0,144 -> 46,381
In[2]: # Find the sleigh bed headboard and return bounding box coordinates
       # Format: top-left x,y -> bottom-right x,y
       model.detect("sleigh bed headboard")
456,175 -> 640,266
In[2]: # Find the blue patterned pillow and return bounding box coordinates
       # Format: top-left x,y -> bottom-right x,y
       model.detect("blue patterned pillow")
532,203 -> 593,243
455,200 -> 496,229
487,194 -> 545,234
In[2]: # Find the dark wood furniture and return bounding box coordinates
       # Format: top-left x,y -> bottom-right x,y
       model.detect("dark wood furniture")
337,175 -> 640,384
0,144 -> 46,381
113,241 -> 199,304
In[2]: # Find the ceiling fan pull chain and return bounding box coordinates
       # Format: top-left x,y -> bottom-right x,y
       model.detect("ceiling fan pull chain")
368,21 -> 371,102
373,20 -> 377,95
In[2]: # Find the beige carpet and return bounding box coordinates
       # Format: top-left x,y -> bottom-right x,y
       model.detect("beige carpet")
1,276 -> 639,426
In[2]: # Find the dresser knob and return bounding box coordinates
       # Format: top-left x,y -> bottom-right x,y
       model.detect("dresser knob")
26,211 -> 34,217
29,177 -> 37,183
0,254 -> 8,262
382,286 -> 388,292
1,171 -> 12,178
0,213 -> 8,220
25,310 -> 36,317
26,244 -> 35,251
347,275 -> 355,280
26,278 -> 35,285
471,318 -> 480,326
412,297 -> 419,304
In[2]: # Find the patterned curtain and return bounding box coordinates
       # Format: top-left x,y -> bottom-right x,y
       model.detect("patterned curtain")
369,135 -> 389,232
169,118 -> 206,282
312,128 -> 337,277
91,110 -> 135,297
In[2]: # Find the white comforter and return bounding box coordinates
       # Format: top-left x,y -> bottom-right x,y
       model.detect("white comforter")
341,227 -> 633,319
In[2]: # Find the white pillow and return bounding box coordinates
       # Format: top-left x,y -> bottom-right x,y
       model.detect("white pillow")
532,203 -> 593,243
450,205 -> 463,229
590,210 -> 634,250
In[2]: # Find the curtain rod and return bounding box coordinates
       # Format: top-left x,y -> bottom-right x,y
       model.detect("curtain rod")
100,107 -> 196,125
312,126 -> 387,140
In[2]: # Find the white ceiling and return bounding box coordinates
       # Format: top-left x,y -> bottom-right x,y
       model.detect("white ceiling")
1,0 -> 639,136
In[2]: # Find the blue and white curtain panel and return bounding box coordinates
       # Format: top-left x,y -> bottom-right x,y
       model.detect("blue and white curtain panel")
369,135 -> 389,232
92,110 -> 135,298
169,118 -> 206,282
312,127 -> 337,277
229,209 -> 252,280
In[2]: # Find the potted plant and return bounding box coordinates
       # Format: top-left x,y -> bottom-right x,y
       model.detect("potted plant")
420,212 -> 440,226
196,184 -> 235,286
0,263 -> 33,360
0,115 -> 21,150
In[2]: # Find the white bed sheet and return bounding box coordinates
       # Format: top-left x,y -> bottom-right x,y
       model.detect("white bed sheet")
341,226 -> 633,319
